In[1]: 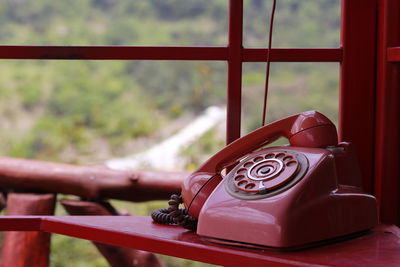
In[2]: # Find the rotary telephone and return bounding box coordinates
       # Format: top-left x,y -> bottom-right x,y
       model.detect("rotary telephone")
152,111 -> 378,249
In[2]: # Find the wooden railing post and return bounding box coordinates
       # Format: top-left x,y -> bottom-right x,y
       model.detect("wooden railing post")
1,193 -> 56,267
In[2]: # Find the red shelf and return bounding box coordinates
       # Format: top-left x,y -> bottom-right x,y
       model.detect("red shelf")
1,216 -> 399,267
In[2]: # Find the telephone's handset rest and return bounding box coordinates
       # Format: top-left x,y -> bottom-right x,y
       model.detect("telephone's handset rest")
182,110 -> 338,218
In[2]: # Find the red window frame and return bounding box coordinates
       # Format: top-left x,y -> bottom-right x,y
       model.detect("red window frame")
0,0 -> 398,225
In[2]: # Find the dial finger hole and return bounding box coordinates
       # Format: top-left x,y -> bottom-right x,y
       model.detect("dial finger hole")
276,153 -> 285,158
265,153 -> 275,159
243,162 -> 253,168
283,156 -> 293,162
236,168 -> 247,174
238,180 -> 248,187
234,175 -> 245,181
254,156 -> 264,162
286,160 -> 297,167
245,183 -> 256,190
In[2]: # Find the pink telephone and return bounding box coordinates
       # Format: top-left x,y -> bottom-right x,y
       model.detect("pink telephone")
152,111 -> 378,249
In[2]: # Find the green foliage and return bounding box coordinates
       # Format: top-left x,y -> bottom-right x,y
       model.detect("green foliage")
133,61 -> 226,113
2,60 -> 161,161
0,0 -> 232,162
181,129 -> 225,170
242,62 -> 339,133
244,0 -> 340,48
51,236 -> 108,267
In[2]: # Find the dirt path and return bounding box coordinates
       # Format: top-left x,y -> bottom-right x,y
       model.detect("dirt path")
105,106 -> 226,171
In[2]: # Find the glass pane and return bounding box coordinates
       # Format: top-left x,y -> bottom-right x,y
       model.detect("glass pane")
0,0 -> 227,46
0,60 -> 226,168
242,62 -> 339,135
244,0 -> 341,48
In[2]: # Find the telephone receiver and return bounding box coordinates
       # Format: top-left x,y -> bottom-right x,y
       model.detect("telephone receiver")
182,110 -> 339,218
153,111 -> 378,249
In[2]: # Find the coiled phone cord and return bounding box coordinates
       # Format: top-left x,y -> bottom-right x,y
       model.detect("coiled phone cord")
151,194 -> 197,231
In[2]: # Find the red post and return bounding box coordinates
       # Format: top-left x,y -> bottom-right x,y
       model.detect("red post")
340,0 -> 377,193
0,193 -> 56,267
0,193 -> 5,212
374,0 -> 400,225
227,0 -> 244,144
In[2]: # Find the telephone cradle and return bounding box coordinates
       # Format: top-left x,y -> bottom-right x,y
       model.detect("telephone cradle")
152,111 -> 378,249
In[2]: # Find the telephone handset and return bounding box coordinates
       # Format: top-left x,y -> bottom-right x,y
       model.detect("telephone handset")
152,111 -> 378,249
181,110 -> 338,218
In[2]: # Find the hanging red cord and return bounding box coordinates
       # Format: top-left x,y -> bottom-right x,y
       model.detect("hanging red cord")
261,0 -> 277,126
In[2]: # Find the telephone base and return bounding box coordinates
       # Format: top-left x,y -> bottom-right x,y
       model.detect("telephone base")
201,229 -> 372,252
196,146 -> 378,248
